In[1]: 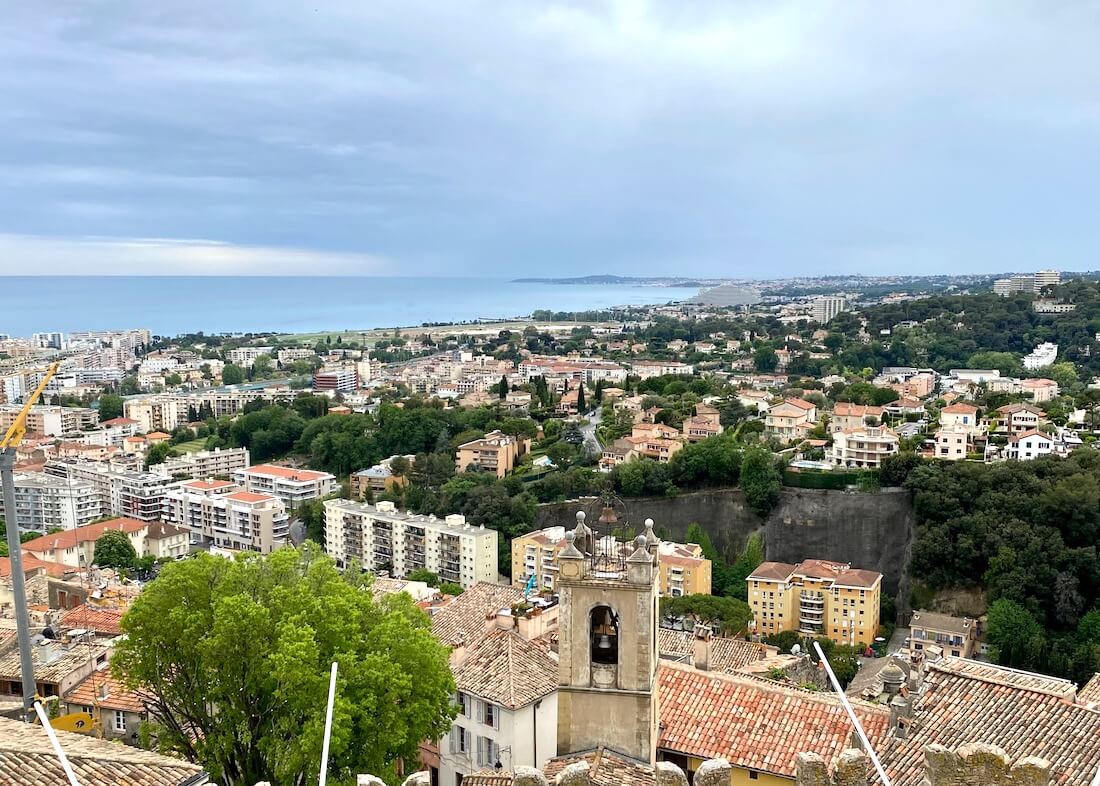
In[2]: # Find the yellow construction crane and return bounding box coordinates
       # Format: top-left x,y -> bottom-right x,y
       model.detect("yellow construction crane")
2,361 -> 61,721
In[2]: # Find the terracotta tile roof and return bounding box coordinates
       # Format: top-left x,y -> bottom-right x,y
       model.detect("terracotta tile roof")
784,398 -> 817,410
1079,673 -> 1100,707
146,521 -> 189,540
1009,429 -> 1052,443
747,562 -> 796,582
0,715 -> 206,785
997,403 -> 1043,415
0,553 -> 72,579
833,403 -> 885,418
453,628 -> 558,709
242,463 -> 331,481
63,667 -> 149,714
657,662 -> 890,778
658,629 -> 773,673
544,747 -> 655,786
794,559 -> 881,588
183,479 -> 235,490
0,642 -> 108,684
60,604 -> 125,636
146,431 -> 172,439
941,403 -> 979,414
461,772 -> 513,786
431,582 -> 524,647
21,518 -> 146,553
880,659 -> 1100,786
100,417 -> 138,426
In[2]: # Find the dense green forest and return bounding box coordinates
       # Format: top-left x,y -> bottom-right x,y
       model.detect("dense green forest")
899,450 -> 1100,683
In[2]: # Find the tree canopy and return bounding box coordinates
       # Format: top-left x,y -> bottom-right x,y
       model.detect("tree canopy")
93,530 -> 138,570
112,546 -> 456,786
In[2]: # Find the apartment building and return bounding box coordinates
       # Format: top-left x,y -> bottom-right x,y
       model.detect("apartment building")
510,526 -> 711,597
232,464 -> 336,509
225,346 -> 273,368
21,518 -> 148,568
629,360 -> 694,379
44,460 -> 178,521
811,295 -> 847,324
830,403 -> 884,432
828,426 -> 899,469
627,422 -> 684,462
349,454 -> 414,498
908,610 -> 979,659
156,446 -> 251,479
0,472 -> 102,532
455,430 -> 530,478
764,398 -> 818,441
1021,377 -> 1059,402
1034,269 -> 1062,290
747,559 -> 882,648
277,348 -> 317,363
1023,342 -> 1058,370
0,404 -> 97,436
161,479 -> 289,553
123,389 -> 276,432
994,403 -> 1043,434
933,427 -> 969,461
323,499 -> 497,588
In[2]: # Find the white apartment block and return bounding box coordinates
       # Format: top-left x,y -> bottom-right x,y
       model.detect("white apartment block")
323,499 -> 498,588
157,447 -> 251,480
162,479 -> 289,553
0,472 -> 102,532
43,460 -> 178,522
1023,342 -> 1058,370
828,427 -> 899,469
629,360 -> 694,379
233,464 -> 336,509
225,347 -> 274,368
0,405 -> 98,436
277,348 -> 317,364
811,296 -> 848,324
1034,269 -> 1061,291
123,389 -> 277,432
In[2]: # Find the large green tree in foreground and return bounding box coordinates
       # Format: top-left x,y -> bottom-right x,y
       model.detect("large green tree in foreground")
113,545 -> 456,786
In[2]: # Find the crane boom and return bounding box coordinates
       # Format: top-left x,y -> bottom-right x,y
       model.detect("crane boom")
2,360 -> 62,722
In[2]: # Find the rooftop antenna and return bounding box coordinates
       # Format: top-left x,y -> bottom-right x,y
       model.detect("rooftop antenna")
33,700 -> 83,786
318,661 -> 338,786
813,641 -> 893,786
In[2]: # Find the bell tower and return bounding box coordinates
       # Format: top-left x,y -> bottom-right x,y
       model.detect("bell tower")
556,509 -> 660,764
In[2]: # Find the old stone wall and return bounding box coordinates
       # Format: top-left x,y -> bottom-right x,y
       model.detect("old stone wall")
536,486 -> 914,615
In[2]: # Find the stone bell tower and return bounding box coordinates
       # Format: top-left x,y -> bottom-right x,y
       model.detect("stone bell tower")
555,509 -> 661,764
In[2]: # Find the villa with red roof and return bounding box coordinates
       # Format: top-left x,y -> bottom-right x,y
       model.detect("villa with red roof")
20,518 -> 148,568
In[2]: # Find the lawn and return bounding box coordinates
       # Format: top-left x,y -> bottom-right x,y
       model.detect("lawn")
173,439 -> 208,454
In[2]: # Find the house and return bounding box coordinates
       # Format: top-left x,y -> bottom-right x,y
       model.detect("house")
1006,429 -> 1056,461
350,454 -> 415,498
0,640 -> 109,702
995,403 -> 1044,434
908,610 -> 979,659
764,398 -> 818,441
455,430 -> 530,477
828,426 -> 899,469
939,402 -> 981,434
830,403 -> 884,433
63,666 -> 150,744
20,518 -> 148,569
736,389 -> 771,413
882,397 -> 926,417
934,427 -> 970,461
144,520 -> 190,559
681,404 -> 722,442
598,438 -> 638,472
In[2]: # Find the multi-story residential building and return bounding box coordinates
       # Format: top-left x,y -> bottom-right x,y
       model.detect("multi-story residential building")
43,460 -> 177,522
1023,342 -> 1058,370
349,455 -> 415,498
681,404 -> 721,442
627,422 -> 684,462
1033,269 -> 1061,291
33,331 -> 65,350
79,417 -> 139,448
829,403 -> 884,432
0,472 -> 102,532
21,518 -> 148,568
0,404 -> 97,436
232,464 -> 336,509
764,398 -> 818,441
1006,429 -> 1056,461
1032,299 -> 1076,313
313,366 -> 359,393
828,426 -> 899,469
1021,377 -> 1059,402
938,402 -> 981,434
161,479 -> 289,553
323,499 -> 497,588
156,446 -> 251,480
933,427 -> 970,461
455,430 -> 529,478
811,295 -> 847,324
908,610 -> 979,659
629,360 -> 694,379
510,526 -> 711,597
994,403 -> 1043,434
747,559 -> 882,648
225,346 -> 273,368
277,348 -> 317,363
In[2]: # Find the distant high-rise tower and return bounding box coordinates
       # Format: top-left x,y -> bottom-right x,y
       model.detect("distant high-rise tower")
1033,269 -> 1061,292
556,509 -> 660,765
811,296 -> 847,324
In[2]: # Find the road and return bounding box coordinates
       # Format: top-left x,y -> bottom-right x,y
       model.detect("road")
580,407 -> 603,458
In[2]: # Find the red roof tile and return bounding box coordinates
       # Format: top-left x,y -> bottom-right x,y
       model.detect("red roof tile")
21,519 -> 146,553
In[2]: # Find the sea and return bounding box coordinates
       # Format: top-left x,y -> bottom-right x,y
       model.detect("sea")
0,276 -> 701,337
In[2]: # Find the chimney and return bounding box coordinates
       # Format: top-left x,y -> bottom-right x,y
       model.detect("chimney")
96,678 -> 110,701
693,622 -> 712,671
889,695 -> 910,740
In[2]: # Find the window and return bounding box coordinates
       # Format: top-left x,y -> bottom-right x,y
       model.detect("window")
114,710 -> 126,732
451,726 -> 470,755
456,692 -> 468,717
750,772 -> 760,780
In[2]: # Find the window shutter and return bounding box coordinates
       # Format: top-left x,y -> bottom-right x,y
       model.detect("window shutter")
476,735 -> 485,766
449,727 -> 457,753
476,700 -> 484,724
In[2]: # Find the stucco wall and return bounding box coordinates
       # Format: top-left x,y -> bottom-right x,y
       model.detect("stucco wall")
536,486 -> 914,616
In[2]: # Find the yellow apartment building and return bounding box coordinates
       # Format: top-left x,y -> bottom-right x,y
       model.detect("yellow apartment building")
747,559 -> 882,648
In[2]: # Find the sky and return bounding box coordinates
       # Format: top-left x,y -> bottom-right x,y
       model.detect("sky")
3,1 -> 1100,278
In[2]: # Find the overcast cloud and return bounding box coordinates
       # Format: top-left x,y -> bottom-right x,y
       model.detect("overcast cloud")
3,1 -> 1099,277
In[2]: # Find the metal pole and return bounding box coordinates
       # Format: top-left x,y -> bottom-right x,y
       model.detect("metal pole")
33,700 -> 83,786
1,447 -> 37,721
318,661 -> 338,786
